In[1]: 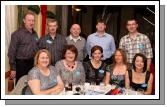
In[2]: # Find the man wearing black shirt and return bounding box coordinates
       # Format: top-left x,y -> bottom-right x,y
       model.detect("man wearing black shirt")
8,12 -> 39,83
38,19 -> 67,65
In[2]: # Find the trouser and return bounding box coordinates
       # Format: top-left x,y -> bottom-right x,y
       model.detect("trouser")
15,58 -> 34,84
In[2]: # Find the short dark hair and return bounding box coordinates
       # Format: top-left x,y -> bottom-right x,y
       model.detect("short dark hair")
96,19 -> 106,25
62,45 -> 78,61
132,53 -> 147,73
91,45 -> 103,57
47,19 -> 58,26
127,18 -> 138,24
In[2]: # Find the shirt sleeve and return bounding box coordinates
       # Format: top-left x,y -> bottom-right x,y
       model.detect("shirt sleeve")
38,37 -> 46,49
105,65 -> 111,73
86,36 -> 91,58
79,63 -> 86,84
110,36 -> 116,56
119,37 -> 125,50
28,68 -> 40,81
145,36 -> 153,58
55,61 -> 62,75
82,62 -> 90,82
8,32 -> 18,71
83,39 -> 87,58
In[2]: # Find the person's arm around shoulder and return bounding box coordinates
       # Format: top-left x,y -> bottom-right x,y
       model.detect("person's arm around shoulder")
144,35 -> 153,71
144,73 -> 153,95
8,32 -> 19,79
110,35 -> 116,56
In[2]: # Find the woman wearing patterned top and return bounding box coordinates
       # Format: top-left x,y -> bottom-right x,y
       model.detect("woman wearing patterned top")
105,49 -> 128,87
25,49 -> 64,95
55,45 -> 85,85
83,45 -> 106,85
125,53 -> 153,95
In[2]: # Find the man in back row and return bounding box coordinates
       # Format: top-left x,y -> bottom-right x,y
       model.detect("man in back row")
38,19 -> 67,65
8,12 -> 39,83
119,19 -> 153,70
86,19 -> 116,64
66,24 -> 86,62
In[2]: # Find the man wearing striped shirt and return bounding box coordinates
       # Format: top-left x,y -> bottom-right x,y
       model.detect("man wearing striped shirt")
38,19 -> 67,65
119,19 -> 153,70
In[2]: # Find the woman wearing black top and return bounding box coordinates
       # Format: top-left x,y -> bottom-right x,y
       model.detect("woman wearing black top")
125,53 -> 153,95
83,45 -> 106,85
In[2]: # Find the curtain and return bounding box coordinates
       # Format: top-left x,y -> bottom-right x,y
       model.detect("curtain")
5,5 -> 18,72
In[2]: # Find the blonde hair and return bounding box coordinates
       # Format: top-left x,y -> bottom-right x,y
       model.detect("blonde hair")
34,49 -> 51,66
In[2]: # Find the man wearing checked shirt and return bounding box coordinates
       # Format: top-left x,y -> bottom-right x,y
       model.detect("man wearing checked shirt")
119,19 -> 153,70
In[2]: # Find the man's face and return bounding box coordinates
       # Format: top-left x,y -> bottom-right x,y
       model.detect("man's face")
96,22 -> 106,32
70,24 -> 81,37
23,14 -> 35,30
48,21 -> 58,34
126,20 -> 138,33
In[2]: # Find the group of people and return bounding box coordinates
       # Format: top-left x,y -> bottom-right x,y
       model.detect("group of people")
8,12 -> 154,95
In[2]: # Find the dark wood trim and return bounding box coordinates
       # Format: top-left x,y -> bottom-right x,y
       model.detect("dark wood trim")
5,71 -> 10,79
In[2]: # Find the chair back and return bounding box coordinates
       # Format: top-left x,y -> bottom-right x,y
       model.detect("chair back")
9,75 -> 28,95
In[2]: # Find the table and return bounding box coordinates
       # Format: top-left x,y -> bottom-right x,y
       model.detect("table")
59,83 -> 143,95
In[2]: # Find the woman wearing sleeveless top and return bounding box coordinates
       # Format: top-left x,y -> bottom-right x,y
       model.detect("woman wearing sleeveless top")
25,49 -> 64,95
125,53 -> 153,95
105,49 -> 128,87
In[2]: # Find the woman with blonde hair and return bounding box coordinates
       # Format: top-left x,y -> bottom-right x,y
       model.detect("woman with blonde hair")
25,49 -> 64,95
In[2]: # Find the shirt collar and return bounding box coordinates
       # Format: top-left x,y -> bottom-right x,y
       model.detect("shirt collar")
69,34 -> 81,41
95,32 -> 107,37
22,26 -> 36,34
127,33 -> 140,38
48,33 -> 58,39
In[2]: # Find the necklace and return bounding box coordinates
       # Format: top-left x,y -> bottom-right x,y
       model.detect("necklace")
66,62 -> 75,69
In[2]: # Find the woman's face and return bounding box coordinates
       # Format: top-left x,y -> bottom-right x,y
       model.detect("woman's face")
38,52 -> 49,67
92,49 -> 102,61
115,51 -> 123,64
65,50 -> 76,62
135,56 -> 144,70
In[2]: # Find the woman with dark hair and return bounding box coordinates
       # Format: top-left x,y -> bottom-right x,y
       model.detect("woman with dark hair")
83,45 -> 106,85
125,53 -> 153,95
55,45 -> 85,85
105,49 -> 128,87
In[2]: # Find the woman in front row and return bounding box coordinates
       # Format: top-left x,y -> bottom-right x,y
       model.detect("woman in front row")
83,45 -> 107,85
105,49 -> 128,87
25,49 -> 64,95
125,53 -> 153,95
55,45 -> 85,85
